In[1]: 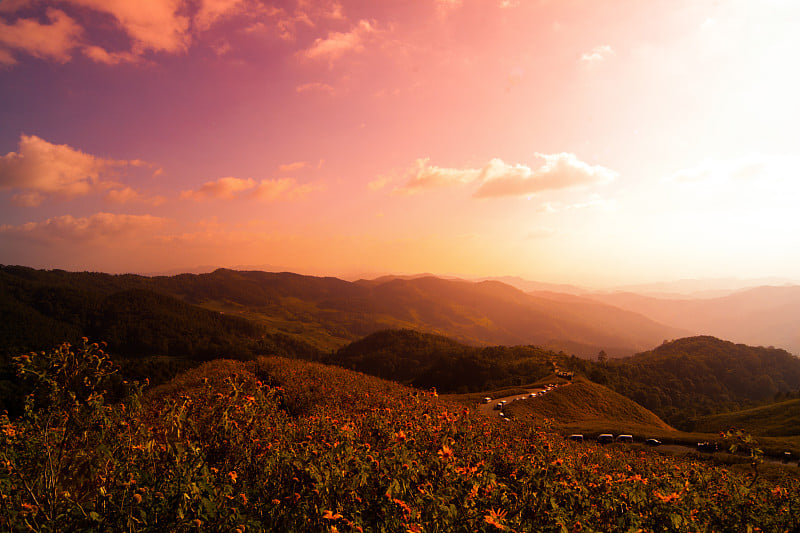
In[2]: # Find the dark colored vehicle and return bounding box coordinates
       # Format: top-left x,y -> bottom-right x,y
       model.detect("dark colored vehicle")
597,434 -> 614,444
645,439 -> 662,447
567,434 -> 584,442
615,434 -> 633,443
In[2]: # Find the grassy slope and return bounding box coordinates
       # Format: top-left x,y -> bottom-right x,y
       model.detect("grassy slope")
503,377 -> 674,433
693,399 -> 800,437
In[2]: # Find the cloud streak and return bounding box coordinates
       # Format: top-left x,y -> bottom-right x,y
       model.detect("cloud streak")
397,154 -> 617,198
0,212 -> 166,243
180,176 -> 318,202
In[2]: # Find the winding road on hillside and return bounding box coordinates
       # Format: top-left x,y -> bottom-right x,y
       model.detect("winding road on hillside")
476,383 -> 569,417
473,384 -> 799,468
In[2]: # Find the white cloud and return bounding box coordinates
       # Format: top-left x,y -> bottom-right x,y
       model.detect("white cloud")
580,44 -> 614,65
0,212 -> 166,243
666,154 -> 799,186
474,154 -> 617,198
0,8 -> 83,63
396,153 -> 617,198
303,19 -> 376,62
0,134 -> 131,205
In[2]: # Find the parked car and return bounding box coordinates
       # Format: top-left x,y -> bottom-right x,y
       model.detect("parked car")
597,434 -> 614,444
697,442 -> 718,453
482,397 -> 492,404
567,434 -> 584,442
615,434 -> 633,443
645,438 -> 662,447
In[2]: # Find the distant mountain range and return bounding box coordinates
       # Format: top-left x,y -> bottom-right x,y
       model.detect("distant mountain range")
589,286 -> 800,355
2,265 -> 798,359
0,265 -> 688,358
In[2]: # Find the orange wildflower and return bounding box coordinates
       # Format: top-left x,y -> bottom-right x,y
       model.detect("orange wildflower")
484,508 -> 508,530
438,444 -> 454,461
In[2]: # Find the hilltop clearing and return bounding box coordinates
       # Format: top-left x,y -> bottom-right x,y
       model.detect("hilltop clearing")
692,398 -> 800,438
502,377 -> 673,434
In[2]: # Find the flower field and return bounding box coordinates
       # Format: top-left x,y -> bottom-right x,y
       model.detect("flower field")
1,341 -> 798,532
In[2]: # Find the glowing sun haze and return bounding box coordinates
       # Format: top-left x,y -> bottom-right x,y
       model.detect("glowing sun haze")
1,0 -> 798,288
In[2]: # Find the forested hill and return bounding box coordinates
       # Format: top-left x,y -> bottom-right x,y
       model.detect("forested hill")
0,265 -> 685,358
328,329 -> 564,393
593,336 -> 800,429
0,267 -> 321,360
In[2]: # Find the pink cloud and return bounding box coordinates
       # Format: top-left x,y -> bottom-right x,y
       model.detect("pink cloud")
0,212 -> 166,243
303,19 -> 376,62
0,0 -> 32,13
396,158 -> 481,194
0,134 -> 130,205
194,0 -> 247,31
296,82 -> 335,94
106,186 -> 166,206
180,176 -> 256,200
0,8 -> 83,63
65,0 -> 190,54
278,161 -> 309,172
82,44 -> 140,65
252,178 -> 319,201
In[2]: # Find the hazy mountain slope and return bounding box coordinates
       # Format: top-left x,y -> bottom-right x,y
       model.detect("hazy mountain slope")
590,285 -> 800,355
363,277 -> 685,357
0,265 -> 685,357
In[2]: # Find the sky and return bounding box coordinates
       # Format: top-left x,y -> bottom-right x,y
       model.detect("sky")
1,0 -> 799,288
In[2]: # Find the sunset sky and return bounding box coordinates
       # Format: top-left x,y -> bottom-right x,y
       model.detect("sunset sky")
1,0 -> 799,287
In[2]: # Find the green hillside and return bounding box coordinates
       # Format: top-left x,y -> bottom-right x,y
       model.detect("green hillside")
2,340 -> 797,532
329,329 -> 565,393
592,336 -> 800,429
692,399 -> 800,437
503,377 -> 674,433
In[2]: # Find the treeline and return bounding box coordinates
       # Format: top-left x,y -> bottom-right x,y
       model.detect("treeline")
326,329 -> 567,393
